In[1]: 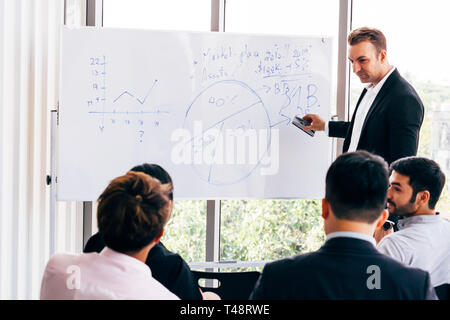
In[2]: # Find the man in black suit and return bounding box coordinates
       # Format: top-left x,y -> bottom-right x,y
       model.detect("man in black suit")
303,27 -> 424,165
303,27 -> 424,229
250,151 -> 437,300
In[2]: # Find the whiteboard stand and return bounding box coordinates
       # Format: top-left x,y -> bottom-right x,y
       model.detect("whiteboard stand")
48,109 -> 58,256
48,108 -> 94,254
206,199 -> 220,267
205,200 -> 220,287
82,202 -> 93,248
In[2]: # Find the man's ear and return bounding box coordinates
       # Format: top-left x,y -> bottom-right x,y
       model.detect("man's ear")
153,229 -> 165,244
322,198 -> 330,220
375,209 -> 389,229
379,49 -> 387,63
416,190 -> 431,208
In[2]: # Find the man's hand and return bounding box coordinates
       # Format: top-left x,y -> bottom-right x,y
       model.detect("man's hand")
303,114 -> 326,131
374,224 -> 393,244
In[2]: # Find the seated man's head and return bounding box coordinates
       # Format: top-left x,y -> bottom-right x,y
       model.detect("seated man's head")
387,157 -> 445,218
323,151 -> 389,234
130,163 -> 174,200
97,170 -> 172,255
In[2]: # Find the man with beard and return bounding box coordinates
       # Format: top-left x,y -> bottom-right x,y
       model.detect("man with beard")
377,156 -> 450,299
250,151 -> 436,300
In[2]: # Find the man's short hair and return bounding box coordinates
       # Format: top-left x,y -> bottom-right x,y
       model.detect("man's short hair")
325,151 -> 389,223
97,171 -> 172,253
390,156 -> 446,209
131,163 -> 174,200
348,27 -> 387,53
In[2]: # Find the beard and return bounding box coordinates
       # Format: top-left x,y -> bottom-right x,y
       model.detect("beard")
387,199 -> 417,218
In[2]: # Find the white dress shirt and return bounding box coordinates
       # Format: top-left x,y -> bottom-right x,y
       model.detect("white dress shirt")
40,247 -> 179,300
325,67 -> 396,150
326,231 -> 376,246
377,214 -> 450,287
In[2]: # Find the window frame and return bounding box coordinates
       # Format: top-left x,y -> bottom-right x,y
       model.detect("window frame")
80,0 -> 353,266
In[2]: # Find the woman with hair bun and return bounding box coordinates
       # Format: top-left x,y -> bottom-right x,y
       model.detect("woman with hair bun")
83,163 -> 208,300
40,171 -> 179,300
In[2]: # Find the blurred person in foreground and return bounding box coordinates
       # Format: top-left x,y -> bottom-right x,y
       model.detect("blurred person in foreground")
40,171 -> 179,299
84,164 -> 210,300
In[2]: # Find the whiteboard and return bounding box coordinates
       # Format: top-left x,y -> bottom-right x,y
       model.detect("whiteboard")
58,27 -> 332,201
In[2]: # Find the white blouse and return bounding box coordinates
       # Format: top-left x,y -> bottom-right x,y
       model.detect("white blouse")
40,247 -> 179,300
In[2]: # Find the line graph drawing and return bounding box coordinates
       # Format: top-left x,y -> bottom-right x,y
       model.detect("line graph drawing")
112,79 -> 158,104
86,58 -> 169,142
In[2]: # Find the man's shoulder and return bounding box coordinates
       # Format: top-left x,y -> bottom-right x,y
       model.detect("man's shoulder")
380,255 -> 431,284
47,252 -> 82,266
375,239 -> 432,282
148,242 -> 186,268
378,229 -> 414,247
43,252 -> 91,278
262,251 -> 320,275
386,71 -> 422,101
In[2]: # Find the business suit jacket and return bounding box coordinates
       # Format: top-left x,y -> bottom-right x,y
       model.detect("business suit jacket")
250,237 -> 437,300
329,69 -> 424,165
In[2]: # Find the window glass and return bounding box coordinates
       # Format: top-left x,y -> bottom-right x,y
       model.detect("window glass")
165,200 -> 206,262
103,0 -> 210,31
222,0 -> 339,264
221,200 -> 324,266
102,0 -> 210,261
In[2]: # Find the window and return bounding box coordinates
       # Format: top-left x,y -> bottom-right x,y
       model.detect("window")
221,0 -> 340,264
103,0 -> 210,31
102,0 -> 211,260
351,0 -> 450,218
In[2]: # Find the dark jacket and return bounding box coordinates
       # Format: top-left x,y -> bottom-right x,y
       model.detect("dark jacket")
329,69 -> 424,165
84,232 -> 202,300
250,237 -> 437,300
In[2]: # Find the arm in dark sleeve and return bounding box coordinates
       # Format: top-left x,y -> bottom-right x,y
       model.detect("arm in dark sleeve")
168,257 -> 203,300
148,249 -> 203,300
249,263 -> 277,300
249,272 -> 268,300
387,95 -> 424,162
328,121 -> 350,138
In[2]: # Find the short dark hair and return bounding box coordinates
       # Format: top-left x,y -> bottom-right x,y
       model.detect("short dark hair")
325,151 -> 389,223
131,163 -> 174,200
348,27 -> 387,53
390,157 -> 446,209
97,171 -> 172,253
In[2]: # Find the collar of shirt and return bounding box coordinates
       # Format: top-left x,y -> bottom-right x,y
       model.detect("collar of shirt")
365,66 -> 396,95
100,247 -> 152,277
325,231 -> 376,246
397,214 -> 442,230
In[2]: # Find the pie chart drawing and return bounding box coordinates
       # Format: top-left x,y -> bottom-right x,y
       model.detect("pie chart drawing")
184,80 -> 272,185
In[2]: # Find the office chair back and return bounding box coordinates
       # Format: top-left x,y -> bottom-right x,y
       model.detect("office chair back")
434,283 -> 449,300
192,270 -> 261,300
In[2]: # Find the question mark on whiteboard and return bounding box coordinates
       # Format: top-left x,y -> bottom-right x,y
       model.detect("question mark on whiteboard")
138,130 -> 144,143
